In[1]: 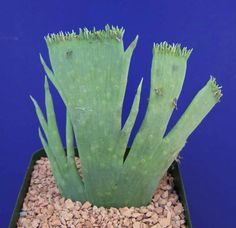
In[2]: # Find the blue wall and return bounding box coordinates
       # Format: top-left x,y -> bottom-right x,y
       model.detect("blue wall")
1,1 -> 235,227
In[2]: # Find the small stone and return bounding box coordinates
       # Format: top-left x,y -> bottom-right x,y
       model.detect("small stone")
110,207 -> 120,214
75,201 -> 82,210
155,207 -> 162,214
120,207 -> 132,217
132,212 -> 142,218
136,215 -> 144,221
65,199 -> 74,210
80,211 -> 89,219
133,222 -> 142,228
147,205 -> 155,210
180,213 -> 185,219
90,216 -> 96,224
159,198 -> 167,206
151,224 -> 161,228
59,216 -> 67,225
175,215 -> 180,220
54,203 -> 61,210
162,191 -> 169,199
141,222 -> 148,228
154,193 -> 161,201
165,184 -> 172,190
60,198 -> 65,205
151,213 -> 159,224
47,205 -> 54,216
174,204 -> 183,215
123,218 -> 130,226
176,220 -> 181,226
159,218 -> 170,227
92,205 -> 98,211
61,210 -> 73,220
169,195 -> 178,203
81,201 -> 92,209
159,210 -> 171,228
31,219 -> 40,228
19,211 -> 27,217
167,201 -> 172,207
29,190 -> 37,196
73,210 -> 80,219
84,221 -> 93,228
100,207 -> 108,216
41,223 -> 49,228
146,211 -> 153,217
140,208 -> 149,213
107,221 -> 113,228
18,217 -> 30,226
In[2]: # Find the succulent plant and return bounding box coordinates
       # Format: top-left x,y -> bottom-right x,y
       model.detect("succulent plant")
31,25 -> 222,207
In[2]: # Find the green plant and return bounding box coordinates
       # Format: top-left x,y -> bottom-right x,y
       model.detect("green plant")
31,25 -> 222,207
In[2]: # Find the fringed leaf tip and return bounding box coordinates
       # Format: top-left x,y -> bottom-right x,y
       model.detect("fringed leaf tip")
44,25 -> 125,44
209,76 -> 223,102
153,42 -> 193,59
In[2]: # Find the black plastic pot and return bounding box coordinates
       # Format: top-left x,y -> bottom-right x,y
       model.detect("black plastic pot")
9,149 -> 192,228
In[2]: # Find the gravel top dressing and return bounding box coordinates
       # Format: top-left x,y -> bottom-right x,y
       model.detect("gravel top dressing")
17,157 -> 186,228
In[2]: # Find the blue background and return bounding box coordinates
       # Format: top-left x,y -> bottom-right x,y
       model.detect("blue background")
0,0 -> 235,227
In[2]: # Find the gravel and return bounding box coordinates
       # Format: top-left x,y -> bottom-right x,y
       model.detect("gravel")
17,157 -> 186,228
